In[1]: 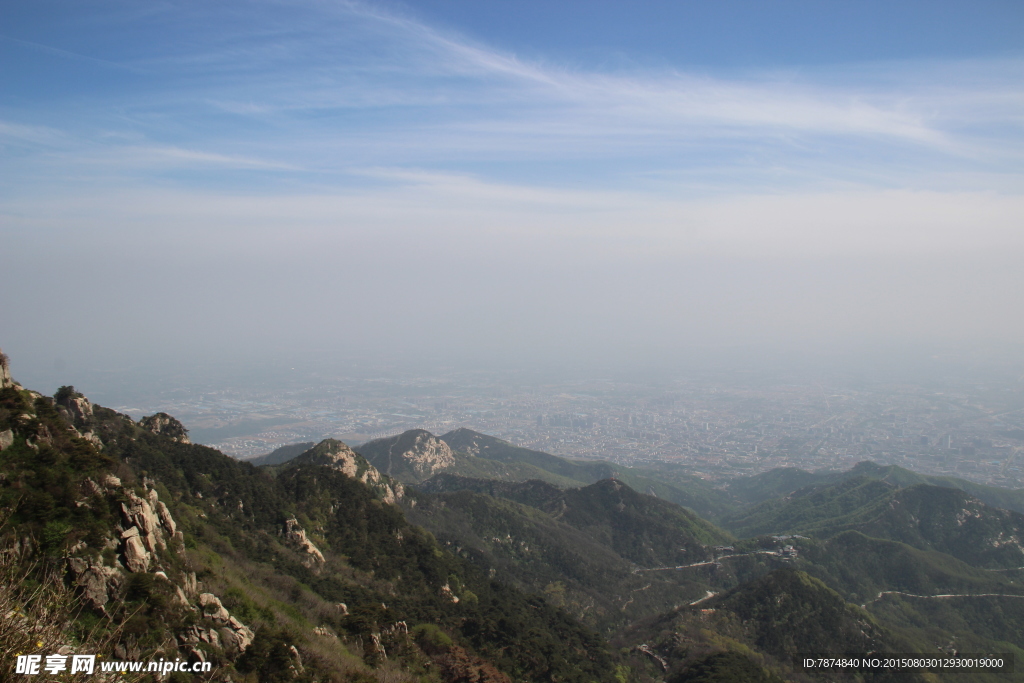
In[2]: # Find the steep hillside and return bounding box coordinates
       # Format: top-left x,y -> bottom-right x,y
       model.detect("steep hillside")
7,347 -> 1024,683
724,476 -> 899,537
728,466 -> 841,505
248,441 -> 314,466
356,430 -> 457,480
796,531 -> 1024,606
418,475 -> 732,568
357,429 -> 583,488
0,362 -> 618,683
619,568 -> 927,683
441,429 -> 734,519
730,461 -> 1024,514
725,476 -> 1024,569
405,488 -> 694,631
361,428 -> 734,519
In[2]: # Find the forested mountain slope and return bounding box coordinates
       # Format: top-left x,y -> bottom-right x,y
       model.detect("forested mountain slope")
355,428 -> 734,519
0,355 -> 616,683
730,461 -> 1024,514
5,347 -> 1024,682
725,476 -> 1024,568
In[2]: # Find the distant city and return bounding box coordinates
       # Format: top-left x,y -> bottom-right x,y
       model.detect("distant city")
103,368 -> 1024,488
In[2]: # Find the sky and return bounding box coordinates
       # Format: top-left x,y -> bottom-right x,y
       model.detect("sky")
2,0 -> 1023,390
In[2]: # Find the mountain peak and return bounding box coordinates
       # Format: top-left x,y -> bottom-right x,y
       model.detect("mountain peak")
294,439 -> 404,503
139,412 -> 190,444
356,429 -> 456,480
440,428 -> 509,456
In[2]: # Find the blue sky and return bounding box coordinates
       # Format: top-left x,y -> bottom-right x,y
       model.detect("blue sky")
2,0 -> 1023,382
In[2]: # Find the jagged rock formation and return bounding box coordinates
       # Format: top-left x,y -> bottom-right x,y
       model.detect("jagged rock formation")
57,393 -> 93,423
63,474 -> 253,661
393,430 -> 456,477
1,349 -> 625,683
284,517 -> 326,568
293,439 -> 404,503
139,412 -> 191,444
67,556 -> 123,612
357,429 -> 457,481
196,593 -> 255,655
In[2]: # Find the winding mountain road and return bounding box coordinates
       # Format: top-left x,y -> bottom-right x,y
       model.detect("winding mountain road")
867,590 -> 1024,606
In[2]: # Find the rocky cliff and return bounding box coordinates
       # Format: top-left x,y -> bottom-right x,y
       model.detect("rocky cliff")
139,412 -> 191,444
290,438 -> 404,503
0,374 -> 253,669
356,429 -> 457,482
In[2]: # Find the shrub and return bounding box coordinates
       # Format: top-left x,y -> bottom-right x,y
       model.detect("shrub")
0,555 -> 149,683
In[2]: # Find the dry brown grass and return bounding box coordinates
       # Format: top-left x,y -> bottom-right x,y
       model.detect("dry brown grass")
0,553 -> 154,683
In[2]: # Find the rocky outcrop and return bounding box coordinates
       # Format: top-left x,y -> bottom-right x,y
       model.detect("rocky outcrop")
108,482 -> 182,573
394,430 -> 456,478
283,517 -> 326,568
68,477 -> 254,660
0,430 -> 13,452
139,413 -> 191,444
121,489 -> 166,554
0,348 -> 11,389
440,582 -> 460,603
67,557 -> 123,613
359,430 -> 456,481
197,594 -> 255,655
61,396 -> 94,423
295,439 -> 404,503
199,593 -> 231,623
157,501 -> 177,536
121,527 -> 151,573
53,387 -> 96,431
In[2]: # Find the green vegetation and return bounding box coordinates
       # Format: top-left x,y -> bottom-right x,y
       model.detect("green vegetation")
248,442 -> 315,466
731,460 -> 1024,515
724,475 -> 1024,569
8,360 -> 1024,683
356,428 -> 736,519
668,651 -> 784,683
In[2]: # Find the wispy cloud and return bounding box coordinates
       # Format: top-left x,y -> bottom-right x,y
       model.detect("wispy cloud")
2,0 -> 1021,208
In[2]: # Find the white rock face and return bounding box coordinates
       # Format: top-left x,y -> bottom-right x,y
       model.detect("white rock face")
116,485 -> 181,572
199,593 -> 232,623
314,441 -> 363,478
303,440 -> 404,503
284,517 -> 326,568
157,501 -> 177,536
139,413 -> 191,444
121,490 -> 165,552
221,618 -> 255,655
67,557 -> 123,612
66,471 -> 255,660
399,432 -> 456,478
67,396 -> 93,422
0,430 -> 13,452
123,533 -> 150,572
193,595 -> 255,654
81,431 -> 103,449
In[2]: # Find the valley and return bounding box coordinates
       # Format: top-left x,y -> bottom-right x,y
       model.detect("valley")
3,348 -> 1024,681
